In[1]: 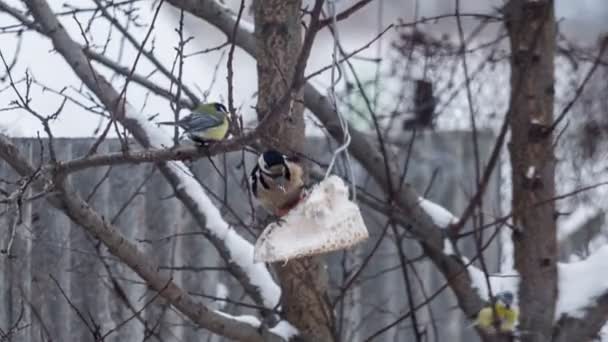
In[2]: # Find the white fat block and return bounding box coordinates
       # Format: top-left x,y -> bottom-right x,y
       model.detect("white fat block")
254,175 -> 369,263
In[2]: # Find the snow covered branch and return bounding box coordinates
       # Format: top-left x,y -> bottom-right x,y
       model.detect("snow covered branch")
417,197 -> 459,228
557,205 -> 601,243
553,245 -> 608,341
23,0 -> 279,320
556,245 -> 608,320
0,134 -> 274,342
53,134 -> 256,175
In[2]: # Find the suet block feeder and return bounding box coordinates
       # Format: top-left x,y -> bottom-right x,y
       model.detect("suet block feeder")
254,175 -> 369,263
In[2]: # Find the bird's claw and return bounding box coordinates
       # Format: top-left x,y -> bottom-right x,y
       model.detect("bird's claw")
273,215 -> 287,227
259,214 -> 286,228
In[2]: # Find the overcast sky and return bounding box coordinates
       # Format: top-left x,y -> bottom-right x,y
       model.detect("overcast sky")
0,0 -> 606,137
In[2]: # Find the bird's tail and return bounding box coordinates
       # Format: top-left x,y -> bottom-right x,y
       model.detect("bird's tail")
157,121 -> 178,126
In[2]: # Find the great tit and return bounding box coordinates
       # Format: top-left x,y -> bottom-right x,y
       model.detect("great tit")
158,102 -> 229,144
250,150 -> 306,217
475,291 -> 519,333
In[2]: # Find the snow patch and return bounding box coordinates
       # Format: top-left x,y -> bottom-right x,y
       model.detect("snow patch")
127,106 -> 174,148
558,205 -> 601,243
214,310 -> 261,328
269,321 -> 299,340
526,166 -> 535,179
556,245 -> 608,320
466,259 -> 520,303
442,238 -> 456,255
499,227 -> 515,273
214,282 -> 229,310
417,197 -> 459,228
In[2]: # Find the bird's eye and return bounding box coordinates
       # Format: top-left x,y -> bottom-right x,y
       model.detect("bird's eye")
215,103 -> 227,112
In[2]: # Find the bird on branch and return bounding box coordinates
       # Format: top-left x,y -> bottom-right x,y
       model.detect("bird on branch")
158,102 -> 230,145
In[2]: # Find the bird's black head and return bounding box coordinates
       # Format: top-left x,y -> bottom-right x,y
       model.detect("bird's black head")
495,291 -> 514,307
213,102 -> 228,113
259,150 -> 286,172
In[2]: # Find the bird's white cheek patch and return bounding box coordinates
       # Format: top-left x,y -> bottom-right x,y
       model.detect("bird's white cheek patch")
254,175 -> 369,263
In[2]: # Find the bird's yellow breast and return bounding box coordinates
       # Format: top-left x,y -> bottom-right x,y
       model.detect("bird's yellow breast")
476,303 -> 519,333
192,116 -> 229,141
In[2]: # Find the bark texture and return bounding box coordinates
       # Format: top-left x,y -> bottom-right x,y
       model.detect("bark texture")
253,0 -> 305,151
505,1 -> 557,341
253,0 -> 334,340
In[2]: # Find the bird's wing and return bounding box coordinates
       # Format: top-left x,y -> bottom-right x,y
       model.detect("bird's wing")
476,307 -> 493,329
250,165 -> 259,197
180,113 -> 224,132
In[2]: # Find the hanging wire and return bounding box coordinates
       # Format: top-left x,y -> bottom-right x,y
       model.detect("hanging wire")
324,0 -> 357,201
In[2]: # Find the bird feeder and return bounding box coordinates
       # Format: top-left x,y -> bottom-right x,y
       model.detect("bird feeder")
254,175 -> 369,263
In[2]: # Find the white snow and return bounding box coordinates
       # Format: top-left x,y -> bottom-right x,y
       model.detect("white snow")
269,321 -> 299,340
601,321 -> 608,341
442,238 -> 456,255
213,312 -> 299,340
556,245 -> 608,320
417,197 -> 459,228
499,227 -> 515,273
526,166 -> 535,179
214,282 -> 229,309
558,205 -> 600,243
125,106 -> 281,309
214,310 -> 261,328
466,258 -> 520,303
589,234 -> 608,254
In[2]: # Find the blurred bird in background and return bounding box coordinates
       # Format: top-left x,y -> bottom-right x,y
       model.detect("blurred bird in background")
475,291 -> 519,334
250,149 -> 306,217
158,102 -> 230,145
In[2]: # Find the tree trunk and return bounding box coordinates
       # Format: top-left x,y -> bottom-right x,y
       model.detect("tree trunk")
253,0 -> 334,340
505,1 -> 556,341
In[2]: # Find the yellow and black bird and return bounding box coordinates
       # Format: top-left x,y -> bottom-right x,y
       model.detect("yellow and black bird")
250,150 -> 306,217
158,102 -> 229,144
475,291 -> 519,334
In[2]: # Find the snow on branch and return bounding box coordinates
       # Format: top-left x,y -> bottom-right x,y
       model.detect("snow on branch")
127,107 -> 281,309
269,321 -> 299,341
213,282 -> 229,310
417,197 -> 459,228
415,197 -> 517,301
558,205 -> 601,243
556,245 -> 608,320
214,311 -> 299,341
466,260 -> 520,305
215,310 -> 262,328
